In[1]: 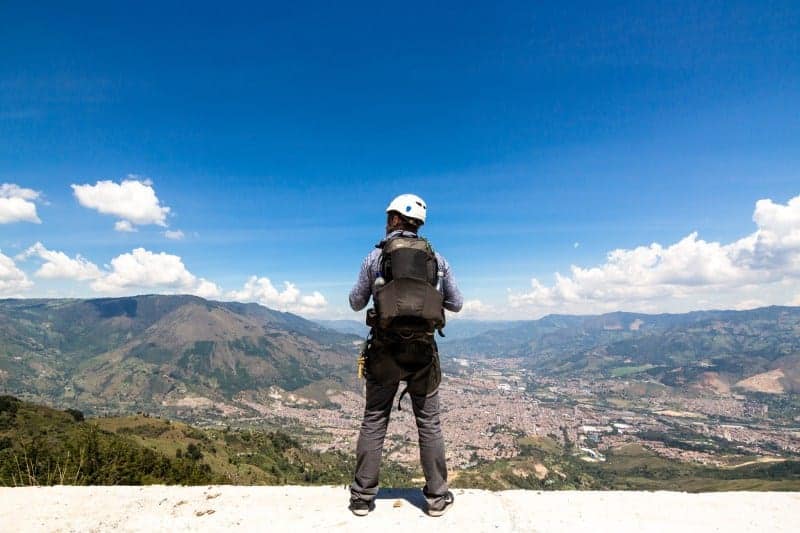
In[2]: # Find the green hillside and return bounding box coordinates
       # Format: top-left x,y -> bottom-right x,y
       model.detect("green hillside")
0,396 -> 412,487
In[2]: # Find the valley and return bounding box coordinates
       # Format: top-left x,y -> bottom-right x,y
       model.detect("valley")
162,357 -> 798,473
2,296 -> 799,490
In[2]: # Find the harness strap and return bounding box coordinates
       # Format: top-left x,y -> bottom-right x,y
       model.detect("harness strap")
397,385 -> 410,411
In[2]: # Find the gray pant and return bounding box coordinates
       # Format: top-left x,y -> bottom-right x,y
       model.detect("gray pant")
350,375 -> 449,507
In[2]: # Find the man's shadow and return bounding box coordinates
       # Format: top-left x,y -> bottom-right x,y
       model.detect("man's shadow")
375,487 -> 427,512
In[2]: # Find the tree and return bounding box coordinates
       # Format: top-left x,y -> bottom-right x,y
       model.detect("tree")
65,408 -> 84,422
186,443 -> 203,461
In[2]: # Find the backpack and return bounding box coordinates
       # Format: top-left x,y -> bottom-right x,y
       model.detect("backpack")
372,235 -> 445,335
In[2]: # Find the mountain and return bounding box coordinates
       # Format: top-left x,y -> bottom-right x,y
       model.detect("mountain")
440,307 -> 800,393
0,296 -> 362,414
438,319 -> 524,342
4,297 -> 799,417
314,318 -> 521,342
314,319 -> 369,338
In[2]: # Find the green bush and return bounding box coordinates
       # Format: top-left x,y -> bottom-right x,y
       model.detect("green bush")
65,409 -> 84,422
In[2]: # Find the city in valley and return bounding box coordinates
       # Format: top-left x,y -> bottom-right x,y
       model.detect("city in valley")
171,356 -> 800,472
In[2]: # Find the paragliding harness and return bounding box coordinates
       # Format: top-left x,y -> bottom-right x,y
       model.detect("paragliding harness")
361,234 -> 445,410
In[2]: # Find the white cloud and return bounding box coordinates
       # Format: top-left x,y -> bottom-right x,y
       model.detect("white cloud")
16,242 -> 221,299
733,299 -> 766,311
0,183 -> 39,201
90,248 -> 220,298
194,278 -> 222,299
17,242 -> 102,281
0,250 -> 33,296
300,291 -> 327,309
509,194 -> 800,316
71,177 -> 171,230
17,245 -> 325,310
450,299 -> 496,319
0,183 -> 41,224
227,276 -> 328,315
573,242 -> 580,249
114,220 -> 137,232
164,229 -> 185,240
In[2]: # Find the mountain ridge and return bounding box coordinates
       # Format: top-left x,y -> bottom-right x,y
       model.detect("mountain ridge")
3,297 -> 799,420
0,295 -> 362,415
438,306 -> 800,394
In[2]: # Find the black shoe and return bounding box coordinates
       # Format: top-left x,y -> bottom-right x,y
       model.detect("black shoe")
348,498 -> 374,517
427,491 -> 454,517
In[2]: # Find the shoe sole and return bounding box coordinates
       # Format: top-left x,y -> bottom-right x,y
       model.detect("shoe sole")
351,508 -> 370,517
427,504 -> 452,517
427,492 -> 454,517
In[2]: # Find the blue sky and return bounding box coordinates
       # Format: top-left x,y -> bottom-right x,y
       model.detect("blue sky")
1,1 -> 799,318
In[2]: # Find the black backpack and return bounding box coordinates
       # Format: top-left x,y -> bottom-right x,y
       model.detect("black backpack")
372,236 -> 445,334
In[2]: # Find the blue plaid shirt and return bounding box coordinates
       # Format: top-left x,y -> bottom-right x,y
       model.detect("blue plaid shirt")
349,230 -> 463,313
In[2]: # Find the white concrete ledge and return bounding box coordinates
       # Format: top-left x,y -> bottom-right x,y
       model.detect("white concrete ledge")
1,486 -> 798,532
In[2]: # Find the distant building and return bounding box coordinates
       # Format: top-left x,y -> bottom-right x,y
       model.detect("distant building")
580,425 -> 613,434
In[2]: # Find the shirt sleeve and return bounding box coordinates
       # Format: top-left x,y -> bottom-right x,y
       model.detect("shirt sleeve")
349,253 -> 374,311
437,254 -> 463,312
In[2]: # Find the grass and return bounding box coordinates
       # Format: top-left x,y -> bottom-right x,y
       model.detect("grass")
517,436 -> 561,455
610,364 -> 656,378
1,396 -> 413,487
605,397 -> 634,408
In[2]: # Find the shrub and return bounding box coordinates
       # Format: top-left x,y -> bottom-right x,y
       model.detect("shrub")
65,408 -> 84,422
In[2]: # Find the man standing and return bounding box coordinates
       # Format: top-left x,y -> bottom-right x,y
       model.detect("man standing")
348,194 -> 463,517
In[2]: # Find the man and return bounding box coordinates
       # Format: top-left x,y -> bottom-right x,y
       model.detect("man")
348,193 -> 463,517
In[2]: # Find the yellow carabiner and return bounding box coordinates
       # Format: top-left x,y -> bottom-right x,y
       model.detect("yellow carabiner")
357,354 -> 366,379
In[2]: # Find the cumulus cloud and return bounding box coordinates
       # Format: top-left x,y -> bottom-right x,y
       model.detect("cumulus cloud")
509,194 -> 800,315
17,242 -> 220,298
114,220 -> 136,232
164,229 -> 185,240
733,299 -> 766,311
13,242 -> 327,311
71,177 -> 171,231
227,276 -> 328,315
90,248 -> 220,298
451,299 -> 496,319
0,250 -> 33,296
0,183 -> 39,201
0,183 -> 42,224
17,242 -> 102,281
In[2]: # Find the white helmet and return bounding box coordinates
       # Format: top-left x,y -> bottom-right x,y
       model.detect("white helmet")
386,193 -> 427,224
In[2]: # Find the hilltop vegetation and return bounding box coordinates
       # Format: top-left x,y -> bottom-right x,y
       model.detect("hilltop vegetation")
0,395 -> 213,485
0,396 -> 412,487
